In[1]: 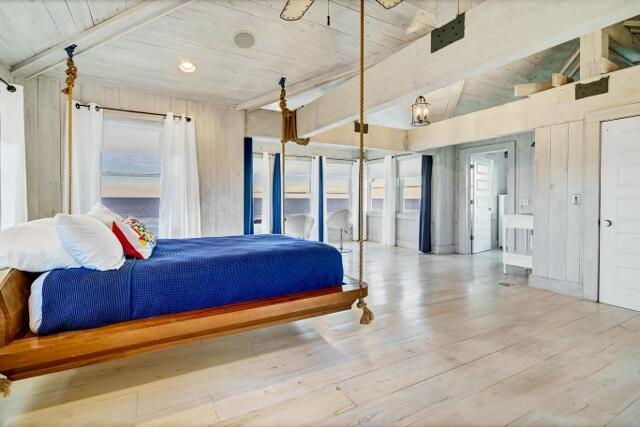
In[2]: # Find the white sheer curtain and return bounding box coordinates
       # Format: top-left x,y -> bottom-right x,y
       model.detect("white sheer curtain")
351,159 -> 367,241
0,84 -> 27,229
310,156 -> 328,241
159,114 -> 201,238
260,152 -> 273,234
382,155 -> 397,246
63,102 -> 103,215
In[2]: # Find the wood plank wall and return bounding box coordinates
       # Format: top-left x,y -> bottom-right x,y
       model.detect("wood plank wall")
21,76 -> 246,236
531,121 -> 584,297
431,146 -> 456,254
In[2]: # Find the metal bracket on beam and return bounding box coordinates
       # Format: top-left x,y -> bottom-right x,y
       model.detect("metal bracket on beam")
431,13 -> 465,53
354,121 -> 369,134
575,76 -> 609,100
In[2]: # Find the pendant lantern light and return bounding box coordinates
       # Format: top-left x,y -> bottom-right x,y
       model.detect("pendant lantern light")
411,95 -> 430,127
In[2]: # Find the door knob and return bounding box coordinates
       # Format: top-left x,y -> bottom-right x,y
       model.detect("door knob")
603,219 -> 613,227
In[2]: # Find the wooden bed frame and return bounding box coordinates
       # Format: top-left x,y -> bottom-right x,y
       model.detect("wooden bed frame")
0,269 -> 365,381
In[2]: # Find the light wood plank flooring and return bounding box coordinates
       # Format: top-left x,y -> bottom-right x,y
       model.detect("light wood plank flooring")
2,243 -> 640,426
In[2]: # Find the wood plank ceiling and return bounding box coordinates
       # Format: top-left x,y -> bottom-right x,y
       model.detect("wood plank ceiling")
366,39 -> 579,129
0,0 -> 439,106
0,0 -> 590,130
0,0 -> 144,66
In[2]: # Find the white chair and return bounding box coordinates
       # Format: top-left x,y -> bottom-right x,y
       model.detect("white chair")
327,209 -> 352,253
285,215 -> 315,240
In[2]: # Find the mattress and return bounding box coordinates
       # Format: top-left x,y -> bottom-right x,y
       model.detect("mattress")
30,235 -> 344,335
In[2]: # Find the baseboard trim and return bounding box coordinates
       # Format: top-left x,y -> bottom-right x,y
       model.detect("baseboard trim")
396,240 -> 416,250
432,244 -> 456,254
529,275 -> 585,299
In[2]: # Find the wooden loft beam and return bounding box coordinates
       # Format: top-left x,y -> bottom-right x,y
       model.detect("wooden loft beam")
599,57 -> 621,73
408,65 -> 640,151
514,81 -> 553,97
11,0 -> 195,80
580,29 -> 610,79
514,73 -> 574,97
245,110 -> 407,151
436,0 -> 480,27
294,0 -> 640,137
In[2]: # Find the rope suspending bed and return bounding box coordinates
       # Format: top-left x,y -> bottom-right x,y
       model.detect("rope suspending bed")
0,0 -> 375,396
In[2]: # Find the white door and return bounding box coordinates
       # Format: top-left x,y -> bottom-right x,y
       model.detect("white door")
600,116 -> 640,311
471,156 -> 492,253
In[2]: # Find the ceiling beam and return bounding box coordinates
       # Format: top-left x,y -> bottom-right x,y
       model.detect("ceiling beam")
235,38 -> 416,112
605,22 -> 640,62
246,109 -> 407,151
580,29 -> 610,79
408,65 -> 640,151
11,0 -> 195,80
294,0 -> 640,137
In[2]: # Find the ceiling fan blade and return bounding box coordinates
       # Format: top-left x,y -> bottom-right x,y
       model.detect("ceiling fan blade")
375,0 -> 404,9
280,0 -> 315,21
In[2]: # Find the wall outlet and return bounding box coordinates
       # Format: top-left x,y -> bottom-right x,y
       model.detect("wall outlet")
521,198 -> 529,207
572,194 -> 582,205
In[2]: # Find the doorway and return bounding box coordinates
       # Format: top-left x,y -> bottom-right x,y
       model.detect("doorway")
600,115 -> 640,312
470,154 -> 493,253
458,142 -> 516,255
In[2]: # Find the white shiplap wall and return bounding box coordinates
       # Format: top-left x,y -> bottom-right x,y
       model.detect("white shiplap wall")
21,76 -> 245,236
531,121 -> 584,298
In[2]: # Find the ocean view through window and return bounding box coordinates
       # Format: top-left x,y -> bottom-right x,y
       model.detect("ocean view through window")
284,159 -> 311,217
100,119 -> 162,234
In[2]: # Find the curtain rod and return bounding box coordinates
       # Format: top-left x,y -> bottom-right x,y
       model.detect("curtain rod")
75,103 -> 192,122
254,153 -> 356,162
0,77 -> 16,92
367,152 -> 418,162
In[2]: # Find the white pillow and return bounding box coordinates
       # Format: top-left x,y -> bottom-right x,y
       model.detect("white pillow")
87,204 -> 122,229
0,219 -> 80,272
54,214 -> 125,271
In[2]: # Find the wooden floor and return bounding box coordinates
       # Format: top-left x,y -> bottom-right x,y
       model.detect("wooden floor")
2,243 -> 640,426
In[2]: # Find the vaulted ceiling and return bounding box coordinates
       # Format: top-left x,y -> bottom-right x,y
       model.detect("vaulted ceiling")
0,0 -> 439,105
1,0 -> 636,132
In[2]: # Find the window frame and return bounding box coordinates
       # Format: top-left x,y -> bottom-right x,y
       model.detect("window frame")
283,158 -> 312,217
368,177 -> 385,215
397,175 -> 422,216
100,117 -> 162,234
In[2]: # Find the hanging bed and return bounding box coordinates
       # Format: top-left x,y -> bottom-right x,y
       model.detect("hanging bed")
0,235 -> 365,381
0,0 -> 383,397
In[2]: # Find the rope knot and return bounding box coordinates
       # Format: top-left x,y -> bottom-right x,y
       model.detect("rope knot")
357,301 -> 374,325
0,374 -> 11,398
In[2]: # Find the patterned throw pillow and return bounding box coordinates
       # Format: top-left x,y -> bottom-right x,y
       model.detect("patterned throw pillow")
112,216 -> 157,259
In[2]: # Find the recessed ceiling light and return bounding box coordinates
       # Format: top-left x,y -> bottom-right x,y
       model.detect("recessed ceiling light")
234,31 -> 255,49
179,61 -> 196,73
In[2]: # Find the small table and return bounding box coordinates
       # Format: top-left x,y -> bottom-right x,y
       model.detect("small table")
502,214 -> 533,274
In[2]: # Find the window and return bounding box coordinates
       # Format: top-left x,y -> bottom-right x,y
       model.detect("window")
399,176 -> 421,212
367,160 -> 385,213
284,159 -> 311,217
325,161 -> 351,215
397,156 -> 422,214
252,154 -> 263,225
100,119 -> 162,234
369,178 -> 385,212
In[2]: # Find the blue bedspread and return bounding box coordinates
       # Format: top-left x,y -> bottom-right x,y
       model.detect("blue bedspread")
39,235 -> 344,335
